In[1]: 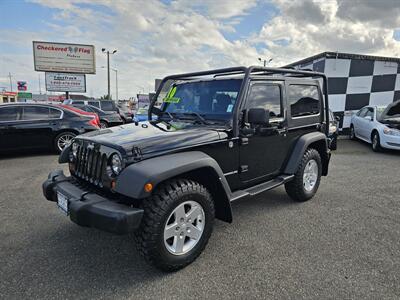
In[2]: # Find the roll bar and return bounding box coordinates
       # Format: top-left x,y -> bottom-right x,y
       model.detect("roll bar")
148,66 -> 329,136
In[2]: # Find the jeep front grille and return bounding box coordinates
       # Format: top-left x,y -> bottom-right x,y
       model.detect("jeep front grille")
74,144 -> 107,186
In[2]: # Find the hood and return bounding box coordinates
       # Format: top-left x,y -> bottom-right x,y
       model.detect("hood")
379,101 -> 400,128
78,121 -> 223,157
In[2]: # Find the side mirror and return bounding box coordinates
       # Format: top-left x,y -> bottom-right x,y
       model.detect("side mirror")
248,108 -> 270,125
364,116 -> 372,121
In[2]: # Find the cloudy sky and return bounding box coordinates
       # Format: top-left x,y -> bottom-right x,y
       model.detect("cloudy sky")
1,0 -> 400,99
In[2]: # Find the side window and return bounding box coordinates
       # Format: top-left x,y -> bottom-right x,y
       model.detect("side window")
22,106 -> 50,120
247,84 -> 282,119
88,101 -> 100,108
49,108 -> 62,119
365,108 -> 373,119
0,107 -> 19,122
358,108 -> 368,117
288,85 -> 320,118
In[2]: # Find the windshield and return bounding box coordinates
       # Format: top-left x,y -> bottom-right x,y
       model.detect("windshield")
376,107 -> 386,119
160,79 -> 242,121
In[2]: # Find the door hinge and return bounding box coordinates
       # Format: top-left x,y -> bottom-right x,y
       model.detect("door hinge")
239,165 -> 248,173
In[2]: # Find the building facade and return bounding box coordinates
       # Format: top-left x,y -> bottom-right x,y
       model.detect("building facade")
287,52 -> 400,132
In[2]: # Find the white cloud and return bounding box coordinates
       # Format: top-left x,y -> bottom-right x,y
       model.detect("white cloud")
256,0 -> 400,66
2,0 -> 400,99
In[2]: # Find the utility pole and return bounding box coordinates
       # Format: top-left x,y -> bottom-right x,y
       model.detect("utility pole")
102,48 -> 117,100
8,72 -> 12,91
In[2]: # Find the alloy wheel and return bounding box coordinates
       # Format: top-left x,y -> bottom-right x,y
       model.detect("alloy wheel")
303,159 -> 318,192
164,200 -> 205,256
57,133 -> 75,151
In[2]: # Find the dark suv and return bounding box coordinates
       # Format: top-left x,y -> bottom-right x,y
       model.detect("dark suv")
43,66 -> 331,271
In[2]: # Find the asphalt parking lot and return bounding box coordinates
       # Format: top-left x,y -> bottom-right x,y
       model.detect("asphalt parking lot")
1,139 -> 399,299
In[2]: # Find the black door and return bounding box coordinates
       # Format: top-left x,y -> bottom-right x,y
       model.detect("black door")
15,106 -> 57,149
0,106 -> 22,152
239,81 -> 289,184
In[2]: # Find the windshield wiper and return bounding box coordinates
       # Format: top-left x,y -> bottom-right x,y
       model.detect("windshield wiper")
182,112 -> 210,125
158,111 -> 177,124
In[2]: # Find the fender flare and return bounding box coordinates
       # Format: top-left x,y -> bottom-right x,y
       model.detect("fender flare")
284,132 -> 329,175
114,151 -> 233,222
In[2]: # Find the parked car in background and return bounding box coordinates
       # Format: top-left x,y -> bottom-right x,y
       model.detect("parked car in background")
0,103 -> 99,153
117,104 -> 133,123
133,107 -> 149,122
63,99 -> 118,112
57,104 -> 101,128
350,101 -> 400,151
72,104 -> 123,128
328,109 -> 339,150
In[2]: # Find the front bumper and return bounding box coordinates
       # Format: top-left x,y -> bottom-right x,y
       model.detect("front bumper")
381,134 -> 400,150
42,170 -> 143,234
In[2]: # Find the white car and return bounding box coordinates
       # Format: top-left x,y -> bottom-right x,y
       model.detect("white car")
350,100 -> 400,152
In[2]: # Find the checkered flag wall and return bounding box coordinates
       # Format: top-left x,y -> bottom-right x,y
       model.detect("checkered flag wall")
293,57 -> 400,131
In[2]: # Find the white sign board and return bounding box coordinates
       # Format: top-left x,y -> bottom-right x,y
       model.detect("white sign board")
33,41 -> 96,74
45,73 -> 86,92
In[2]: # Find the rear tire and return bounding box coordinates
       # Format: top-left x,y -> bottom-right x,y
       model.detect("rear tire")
100,121 -> 108,129
285,148 -> 322,202
54,131 -> 76,153
349,125 -> 356,140
372,131 -> 382,152
135,179 -> 215,272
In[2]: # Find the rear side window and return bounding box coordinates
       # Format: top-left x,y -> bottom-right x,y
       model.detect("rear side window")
22,106 -> 50,120
73,101 -> 84,105
288,85 -> 320,118
88,101 -> 100,108
101,101 -> 116,111
0,107 -> 19,121
49,108 -> 62,119
247,84 -> 282,118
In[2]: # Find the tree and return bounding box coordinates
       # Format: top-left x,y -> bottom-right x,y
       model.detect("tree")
100,94 -> 112,100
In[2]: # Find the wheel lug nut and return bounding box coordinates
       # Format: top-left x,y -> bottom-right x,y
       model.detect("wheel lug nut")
176,226 -> 180,231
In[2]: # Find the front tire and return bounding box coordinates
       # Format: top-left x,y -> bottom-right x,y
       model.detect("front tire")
285,148 -> 322,202
54,131 -> 76,153
135,179 -> 215,272
372,131 -> 382,152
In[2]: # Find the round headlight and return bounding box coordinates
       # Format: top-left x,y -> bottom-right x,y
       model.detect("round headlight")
72,142 -> 79,157
110,153 -> 122,175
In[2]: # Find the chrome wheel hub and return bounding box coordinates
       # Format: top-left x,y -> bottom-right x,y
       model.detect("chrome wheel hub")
164,200 -> 205,256
57,134 -> 74,151
303,159 -> 318,192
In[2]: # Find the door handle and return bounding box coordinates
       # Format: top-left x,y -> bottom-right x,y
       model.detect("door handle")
277,128 -> 287,136
5,125 -> 16,130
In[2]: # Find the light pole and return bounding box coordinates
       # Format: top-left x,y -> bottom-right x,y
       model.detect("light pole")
8,72 -> 13,91
258,57 -> 273,67
102,48 -> 117,99
101,66 -> 118,101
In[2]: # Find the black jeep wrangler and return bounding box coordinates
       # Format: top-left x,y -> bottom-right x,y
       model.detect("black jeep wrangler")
43,66 -> 331,271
